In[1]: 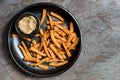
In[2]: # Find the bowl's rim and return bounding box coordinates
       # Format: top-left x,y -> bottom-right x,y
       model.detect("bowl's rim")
7,2 -> 82,77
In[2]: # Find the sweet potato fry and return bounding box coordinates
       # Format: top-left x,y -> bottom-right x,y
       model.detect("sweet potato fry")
43,41 -> 51,58
47,48 -> 56,59
55,24 -> 69,34
50,30 -> 61,49
49,44 -> 63,60
71,33 -> 77,43
37,64 -> 49,70
50,12 -> 64,21
12,34 -> 31,41
29,63 -> 49,70
47,13 -> 53,29
40,9 -> 47,25
49,61 -> 68,67
47,58 -> 64,62
47,21 -> 64,25
24,57 -> 40,63
18,45 -> 27,58
54,28 -> 66,37
21,41 -> 31,57
69,38 -> 79,50
39,57 -> 50,63
40,29 -> 44,37
54,32 -> 67,42
30,47 -> 46,56
69,22 -> 74,34
66,32 -> 76,45
63,43 -> 72,57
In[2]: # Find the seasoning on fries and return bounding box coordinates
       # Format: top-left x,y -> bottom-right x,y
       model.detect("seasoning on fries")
12,9 -> 79,70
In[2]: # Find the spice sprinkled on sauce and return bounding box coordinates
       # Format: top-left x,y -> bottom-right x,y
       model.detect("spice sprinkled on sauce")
18,16 -> 37,34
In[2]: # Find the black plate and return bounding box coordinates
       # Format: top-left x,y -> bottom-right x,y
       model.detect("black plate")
7,2 -> 82,77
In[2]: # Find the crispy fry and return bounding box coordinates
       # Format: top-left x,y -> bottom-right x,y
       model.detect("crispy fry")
43,41 -> 51,58
48,48 -> 56,59
54,32 -> 67,42
47,13 -> 53,29
47,21 -> 64,25
55,24 -> 69,34
49,44 -> 63,60
30,47 -> 46,56
18,45 -> 27,58
69,22 -> 74,34
40,29 -> 44,37
40,9 -> 47,25
69,38 -> 79,50
63,43 -> 72,57
37,64 -> 49,70
24,57 -> 40,63
54,28 -> 66,37
50,12 -> 64,21
12,34 -> 31,41
50,30 -> 61,49
29,63 -> 49,70
47,58 -> 64,62
72,33 -> 77,43
21,41 -> 31,57
40,57 -> 50,63
49,61 -> 68,67
66,32 -> 76,45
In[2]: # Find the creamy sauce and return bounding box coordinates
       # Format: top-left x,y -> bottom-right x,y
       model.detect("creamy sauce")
18,16 -> 37,34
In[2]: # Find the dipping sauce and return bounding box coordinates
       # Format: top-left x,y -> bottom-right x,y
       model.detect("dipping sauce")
18,16 -> 37,34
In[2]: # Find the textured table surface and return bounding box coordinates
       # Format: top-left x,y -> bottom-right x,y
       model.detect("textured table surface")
0,0 -> 120,80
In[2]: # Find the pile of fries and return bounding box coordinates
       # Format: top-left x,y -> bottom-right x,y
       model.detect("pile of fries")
12,9 -> 79,70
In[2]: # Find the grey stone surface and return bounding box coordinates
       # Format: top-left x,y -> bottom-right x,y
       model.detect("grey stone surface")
0,0 -> 120,80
